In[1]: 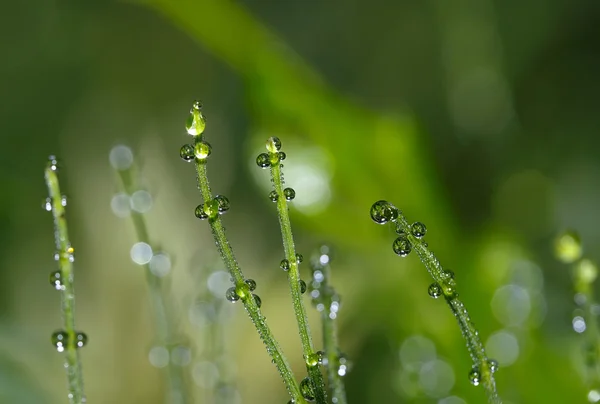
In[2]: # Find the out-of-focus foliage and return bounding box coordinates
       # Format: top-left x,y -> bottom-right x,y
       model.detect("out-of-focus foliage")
1,0 -> 600,402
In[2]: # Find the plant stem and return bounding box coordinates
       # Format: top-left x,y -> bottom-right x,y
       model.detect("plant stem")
193,144 -> 305,403
45,161 -> 85,404
318,261 -> 347,404
269,158 -> 327,403
115,164 -> 191,404
395,211 -> 501,404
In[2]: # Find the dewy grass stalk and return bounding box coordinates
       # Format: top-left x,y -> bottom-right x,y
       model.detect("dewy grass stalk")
554,231 -> 600,401
309,246 -> 348,404
257,137 -> 327,403
370,200 -> 501,404
179,101 -> 306,403
110,147 -> 190,404
45,156 -> 86,404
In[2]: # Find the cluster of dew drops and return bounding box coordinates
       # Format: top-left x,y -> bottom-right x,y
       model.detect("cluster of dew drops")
44,156 -> 88,352
370,200 -> 499,387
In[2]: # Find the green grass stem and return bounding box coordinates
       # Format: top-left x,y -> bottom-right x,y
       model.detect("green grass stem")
45,158 -> 85,404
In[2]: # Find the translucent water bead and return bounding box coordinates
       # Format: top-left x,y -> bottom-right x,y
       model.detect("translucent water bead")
392,235 -> 412,257
300,377 -> 315,401
370,200 -> 399,224
266,136 -> 282,153
186,101 -> 206,136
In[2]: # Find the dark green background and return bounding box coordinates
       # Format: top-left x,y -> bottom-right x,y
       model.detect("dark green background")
1,0 -> 599,402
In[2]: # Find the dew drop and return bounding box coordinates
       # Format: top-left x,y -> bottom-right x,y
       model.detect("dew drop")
393,235 -> 412,257
284,188 -> 296,201
61,195 -> 67,207
300,377 -> 315,401
488,359 -> 499,373
214,195 -> 230,214
180,144 -> 195,162
195,204 -> 208,220
269,191 -> 279,202
296,253 -> 303,264
428,283 -> 442,299
48,155 -> 59,171
370,200 -> 399,224
75,332 -> 88,348
109,145 -> 133,170
204,199 -> 219,220
245,279 -> 257,291
43,198 -> 52,212
50,271 -> 65,291
186,103 -> 206,136
299,280 -> 307,294
554,230 -> 582,264
444,269 -> 455,280
253,294 -> 262,308
256,153 -> 270,168
306,351 -> 324,367
468,368 -> 481,386
337,354 -> 350,376
194,141 -> 212,161
278,151 -> 286,161
51,330 -> 68,352
411,222 -> 427,238
225,287 -> 239,302
280,259 -> 290,271
192,100 -> 202,110
266,136 -> 282,153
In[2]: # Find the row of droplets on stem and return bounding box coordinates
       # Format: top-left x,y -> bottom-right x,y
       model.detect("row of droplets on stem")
370,200 -> 501,404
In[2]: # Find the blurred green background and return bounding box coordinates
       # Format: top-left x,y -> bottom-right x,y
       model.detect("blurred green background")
2,0 -> 600,402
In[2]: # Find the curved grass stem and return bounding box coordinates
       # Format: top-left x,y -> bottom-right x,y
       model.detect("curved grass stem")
187,107 -> 305,403
393,207 -> 501,404
45,159 -> 85,404
114,158 -> 190,404
267,143 -> 327,404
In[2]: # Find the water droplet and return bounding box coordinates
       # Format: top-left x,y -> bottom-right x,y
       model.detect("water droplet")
337,354 -> 350,376
61,195 -> 67,207
43,198 -> 52,212
280,259 -> 290,271
131,190 -> 153,213
214,195 -> 230,214
299,280 -> 307,294
194,141 -> 212,161
588,389 -> 600,403
235,283 -> 251,299
296,253 -> 303,263
468,368 -> 480,386
428,283 -> 442,299
411,222 -> 427,238
192,100 -> 202,110
444,269 -> 455,280
488,359 -> 499,373
393,235 -> 412,257
50,271 -> 65,290
266,136 -> 282,153
245,279 -> 257,291
180,144 -> 195,162
202,199 -> 219,220
195,204 -> 208,220
269,191 -> 278,202
300,377 -> 315,401
253,294 -> 262,308
225,287 -> 239,302
370,200 -> 399,224
51,330 -> 68,352
75,332 -> 88,348
256,153 -> 270,168
186,103 -> 206,136
306,351 -> 324,367
284,188 -> 295,201
554,230 -> 582,264
278,151 -> 286,161
130,242 -> 153,265
48,155 -> 59,171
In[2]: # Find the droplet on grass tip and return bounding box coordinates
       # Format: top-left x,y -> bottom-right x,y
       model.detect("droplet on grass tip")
186,102 -> 206,136
299,280 -> 307,294
49,271 -> 64,290
468,368 -> 480,386
245,279 -> 257,291
370,200 -> 399,224
280,259 -> 290,271
51,331 -> 68,352
214,195 -> 230,214
43,198 -> 52,212
300,377 -> 315,401
269,191 -> 278,202
278,151 -> 286,161
305,351 -> 324,367
266,136 -> 282,153
225,287 -> 239,302
253,294 -> 262,308
488,359 -> 499,373
47,155 -> 59,171
75,332 -> 88,348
